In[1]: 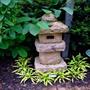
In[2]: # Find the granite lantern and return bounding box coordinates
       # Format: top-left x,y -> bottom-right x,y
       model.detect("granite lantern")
35,14 -> 69,72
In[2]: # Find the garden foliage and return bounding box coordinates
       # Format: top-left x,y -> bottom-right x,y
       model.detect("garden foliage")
70,0 -> 90,55
13,54 -> 90,86
0,0 -> 73,58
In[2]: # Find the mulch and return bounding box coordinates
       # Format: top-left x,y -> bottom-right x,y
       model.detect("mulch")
0,58 -> 90,90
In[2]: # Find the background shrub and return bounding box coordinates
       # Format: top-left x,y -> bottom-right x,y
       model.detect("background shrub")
0,0 -> 73,58
69,0 -> 90,56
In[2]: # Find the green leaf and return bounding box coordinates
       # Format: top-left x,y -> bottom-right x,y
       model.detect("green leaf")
61,7 -> 73,15
27,0 -> 33,4
51,0 -> 59,5
11,49 -> 18,58
12,25 -> 22,34
0,41 -> 9,49
5,19 -> 14,26
29,24 -> 40,36
37,21 -> 49,29
17,48 -> 28,57
22,24 -> 30,35
0,3 -> 2,7
0,0 -> 11,5
9,31 -> 16,39
0,23 -> 2,29
8,0 -> 16,8
18,35 -> 26,41
42,9 -> 52,14
53,9 -> 61,18
31,18 -> 39,23
0,35 -> 2,42
16,17 -> 31,23
0,15 -> 4,21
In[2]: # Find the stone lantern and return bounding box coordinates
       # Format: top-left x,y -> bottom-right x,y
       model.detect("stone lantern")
35,14 -> 68,72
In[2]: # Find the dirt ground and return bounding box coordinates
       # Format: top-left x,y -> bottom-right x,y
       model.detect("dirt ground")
0,58 -> 90,90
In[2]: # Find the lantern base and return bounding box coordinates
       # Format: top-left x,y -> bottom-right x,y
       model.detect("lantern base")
34,57 -> 67,72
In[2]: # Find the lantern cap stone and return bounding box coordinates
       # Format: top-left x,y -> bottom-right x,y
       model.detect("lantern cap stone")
42,13 -> 57,22
39,22 -> 69,34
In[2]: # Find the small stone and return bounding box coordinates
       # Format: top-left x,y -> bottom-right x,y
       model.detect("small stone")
42,87 -> 48,90
57,87 -> 66,90
48,86 -> 57,90
35,40 -> 65,52
42,86 -> 57,90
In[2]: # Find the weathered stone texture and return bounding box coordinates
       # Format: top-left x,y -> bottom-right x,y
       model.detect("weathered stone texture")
35,13 -> 68,72
35,57 -> 67,72
39,52 -> 62,65
39,33 -> 62,43
35,40 -> 65,52
42,13 -> 57,22
40,22 -> 68,34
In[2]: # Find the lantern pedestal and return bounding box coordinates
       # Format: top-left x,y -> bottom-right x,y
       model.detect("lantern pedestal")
35,57 -> 67,72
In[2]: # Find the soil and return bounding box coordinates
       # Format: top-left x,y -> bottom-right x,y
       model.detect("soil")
0,57 -> 90,90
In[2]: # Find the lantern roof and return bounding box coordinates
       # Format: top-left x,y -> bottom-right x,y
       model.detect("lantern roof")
40,14 -> 69,34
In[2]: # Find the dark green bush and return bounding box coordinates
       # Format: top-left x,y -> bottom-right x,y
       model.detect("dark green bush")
70,0 -> 90,55
0,0 -> 73,58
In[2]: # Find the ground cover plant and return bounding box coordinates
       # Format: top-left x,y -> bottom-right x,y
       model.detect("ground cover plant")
13,53 -> 90,86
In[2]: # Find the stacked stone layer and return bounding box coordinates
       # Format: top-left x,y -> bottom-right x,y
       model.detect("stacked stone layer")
39,52 -> 61,65
35,40 -> 65,52
39,33 -> 62,44
35,57 -> 67,72
35,14 -> 68,72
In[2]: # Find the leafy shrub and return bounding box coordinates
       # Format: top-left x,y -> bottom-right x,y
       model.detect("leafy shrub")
0,0 -> 73,58
13,54 -> 90,86
70,0 -> 90,56
70,20 -> 90,54
0,0 -> 29,58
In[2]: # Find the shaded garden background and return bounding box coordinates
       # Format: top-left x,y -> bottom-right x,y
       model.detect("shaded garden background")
0,0 -> 90,89
0,0 -> 90,60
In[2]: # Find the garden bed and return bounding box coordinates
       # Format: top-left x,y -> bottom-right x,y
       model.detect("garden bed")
0,58 -> 90,90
